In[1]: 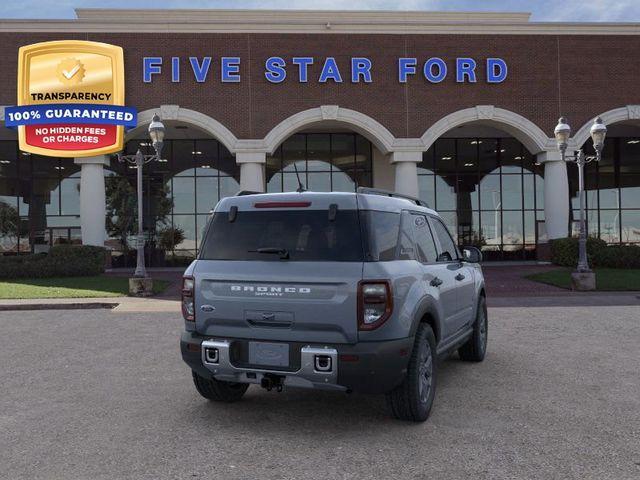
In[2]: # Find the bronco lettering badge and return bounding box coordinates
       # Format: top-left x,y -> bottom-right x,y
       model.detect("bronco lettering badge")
5,40 -> 136,157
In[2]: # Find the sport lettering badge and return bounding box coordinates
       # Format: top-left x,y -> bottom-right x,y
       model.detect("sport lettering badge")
5,40 -> 137,157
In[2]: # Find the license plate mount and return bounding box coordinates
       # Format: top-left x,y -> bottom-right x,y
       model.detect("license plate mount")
248,341 -> 290,368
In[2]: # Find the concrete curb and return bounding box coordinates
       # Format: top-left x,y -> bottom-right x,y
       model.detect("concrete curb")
0,302 -> 119,312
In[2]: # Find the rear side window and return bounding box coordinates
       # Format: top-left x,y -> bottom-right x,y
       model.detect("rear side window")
361,211 -> 400,261
412,214 -> 438,263
430,218 -> 459,262
200,210 -> 363,261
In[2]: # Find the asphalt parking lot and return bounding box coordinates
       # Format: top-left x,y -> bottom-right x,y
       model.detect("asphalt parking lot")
1,306 -> 639,480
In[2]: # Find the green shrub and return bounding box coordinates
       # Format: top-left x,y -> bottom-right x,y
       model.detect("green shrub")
0,245 -> 106,279
550,237 -> 640,269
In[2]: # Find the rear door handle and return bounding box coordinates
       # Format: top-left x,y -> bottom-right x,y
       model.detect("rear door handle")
455,273 -> 466,281
430,277 -> 443,287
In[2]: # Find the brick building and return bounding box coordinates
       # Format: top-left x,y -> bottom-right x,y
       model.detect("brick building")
0,9 -> 639,263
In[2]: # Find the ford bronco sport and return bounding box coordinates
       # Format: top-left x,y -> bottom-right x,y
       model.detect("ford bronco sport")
180,188 -> 487,422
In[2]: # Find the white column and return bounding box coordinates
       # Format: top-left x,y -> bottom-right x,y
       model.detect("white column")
236,152 -> 266,192
538,151 -> 569,239
391,151 -> 422,198
74,155 -> 109,246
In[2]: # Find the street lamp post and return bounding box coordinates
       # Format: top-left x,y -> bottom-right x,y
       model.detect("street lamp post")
553,116 -> 607,289
117,114 -> 165,292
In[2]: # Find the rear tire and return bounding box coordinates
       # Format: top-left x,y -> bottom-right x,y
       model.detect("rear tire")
192,371 -> 249,402
458,295 -> 488,362
385,323 -> 437,422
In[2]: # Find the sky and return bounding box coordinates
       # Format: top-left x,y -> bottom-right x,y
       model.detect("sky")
0,0 -> 639,22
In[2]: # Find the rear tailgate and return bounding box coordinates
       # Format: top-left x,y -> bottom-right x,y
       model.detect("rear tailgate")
194,261 -> 361,344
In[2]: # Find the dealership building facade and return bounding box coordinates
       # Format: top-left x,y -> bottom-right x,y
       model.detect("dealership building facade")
0,9 -> 639,263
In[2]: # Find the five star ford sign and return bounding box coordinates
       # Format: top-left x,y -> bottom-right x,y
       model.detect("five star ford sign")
5,40 -> 137,158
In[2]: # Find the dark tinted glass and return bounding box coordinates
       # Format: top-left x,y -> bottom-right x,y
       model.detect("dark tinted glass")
412,214 -> 438,263
361,211 -> 400,261
431,218 -> 459,261
200,210 -> 363,261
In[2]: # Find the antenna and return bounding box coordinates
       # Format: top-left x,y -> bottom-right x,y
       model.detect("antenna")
292,162 -> 306,193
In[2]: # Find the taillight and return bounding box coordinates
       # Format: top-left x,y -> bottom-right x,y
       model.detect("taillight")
358,280 -> 393,330
182,276 -> 195,322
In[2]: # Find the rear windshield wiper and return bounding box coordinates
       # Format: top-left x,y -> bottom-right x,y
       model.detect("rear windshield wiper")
248,247 -> 290,260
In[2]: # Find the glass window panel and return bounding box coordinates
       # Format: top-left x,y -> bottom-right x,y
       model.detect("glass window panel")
481,209 -> 501,247
599,210 -> 620,243
435,175 -> 456,211
331,171 -> 356,192
523,174 -> 536,210
267,172 -> 282,192
430,217 -> 459,260
434,139 -> 456,176
46,216 -> 80,227
59,157 -> 80,177
307,172 -> 331,192
479,175 -> 501,211
31,178 -> 60,216
502,175 -> 523,210
196,177 -> 218,214
172,177 -> 195,214
283,173 -> 302,192
419,147 -> 434,173
194,139 -> 219,172
456,210 -> 480,246
220,176 -> 240,199
331,134 -> 354,172
60,177 -> 80,215
355,135 -> 371,169
620,137 -> 640,174
621,210 -> 640,243
524,210 -> 536,245
218,146 -> 239,180
282,134 -> 306,171
266,146 -> 282,180
437,211 -> 458,244
457,138 -> 478,173
418,175 -> 435,208
0,141 -> 18,177
307,134 -> 331,171
535,174 -> 544,210
455,175 -> 479,210
31,156 -> 59,178
500,138 -> 523,174
173,140 -> 195,176
197,214 -> 212,251
598,171 -> 618,209
352,169 -> 372,189
478,138 -> 499,174
172,214 -> 196,251
502,211 -> 523,248
620,174 -> 640,209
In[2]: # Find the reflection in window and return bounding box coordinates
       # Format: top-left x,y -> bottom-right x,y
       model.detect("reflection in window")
266,133 -> 372,193
419,138 -> 543,260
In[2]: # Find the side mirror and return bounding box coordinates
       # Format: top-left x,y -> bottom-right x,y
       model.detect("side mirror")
462,246 -> 482,263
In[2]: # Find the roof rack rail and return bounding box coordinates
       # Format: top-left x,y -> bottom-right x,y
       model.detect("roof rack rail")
357,187 -> 428,208
235,190 -> 261,196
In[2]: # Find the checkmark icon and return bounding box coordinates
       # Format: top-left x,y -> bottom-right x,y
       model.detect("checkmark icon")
62,64 -> 80,79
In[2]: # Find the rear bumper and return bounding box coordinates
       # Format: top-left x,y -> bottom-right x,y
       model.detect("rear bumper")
180,331 -> 414,394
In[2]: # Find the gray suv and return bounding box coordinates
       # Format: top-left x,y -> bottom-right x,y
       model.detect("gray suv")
180,188 -> 487,422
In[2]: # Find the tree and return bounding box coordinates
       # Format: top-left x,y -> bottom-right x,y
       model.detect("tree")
105,176 -> 173,252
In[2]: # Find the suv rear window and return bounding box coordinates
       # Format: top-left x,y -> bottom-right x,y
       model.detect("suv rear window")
200,210 -> 364,261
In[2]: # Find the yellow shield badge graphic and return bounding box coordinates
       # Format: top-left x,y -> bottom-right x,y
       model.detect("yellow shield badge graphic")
7,40 -> 134,158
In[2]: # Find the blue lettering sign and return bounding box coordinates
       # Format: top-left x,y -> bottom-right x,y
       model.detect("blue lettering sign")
265,56 -> 287,83
487,58 -> 508,83
424,58 -> 447,83
221,57 -> 241,83
171,57 -> 180,83
143,57 -> 162,83
456,58 -> 477,83
319,57 -> 342,83
189,57 -> 211,83
398,58 -> 417,83
351,57 -> 372,83
292,57 -> 314,82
